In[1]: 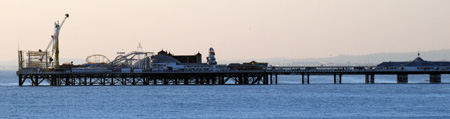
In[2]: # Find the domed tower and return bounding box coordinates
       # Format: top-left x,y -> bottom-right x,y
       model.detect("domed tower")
207,47 -> 217,65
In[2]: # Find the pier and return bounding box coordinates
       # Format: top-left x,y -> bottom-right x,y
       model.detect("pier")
16,71 -> 271,86
15,14 -> 450,86
269,66 -> 449,84
16,66 -> 450,86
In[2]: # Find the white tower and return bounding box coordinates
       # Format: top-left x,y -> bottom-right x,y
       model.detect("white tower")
207,47 -> 217,65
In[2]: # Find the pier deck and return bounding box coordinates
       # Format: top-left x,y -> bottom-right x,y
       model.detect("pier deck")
269,69 -> 450,84
17,71 -> 271,86
17,66 -> 450,86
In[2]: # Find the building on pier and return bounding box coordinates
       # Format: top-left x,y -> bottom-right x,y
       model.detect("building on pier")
228,61 -> 268,70
376,54 -> 450,70
157,50 -> 202,63
151,48 -> 227,71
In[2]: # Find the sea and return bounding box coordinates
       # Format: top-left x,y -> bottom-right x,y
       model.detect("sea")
1,70 -> 450,118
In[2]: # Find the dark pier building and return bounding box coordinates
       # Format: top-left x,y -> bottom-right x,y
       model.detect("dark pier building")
157,50 -> 202,63
376,56 -> 450,70
376,54 -> 450,83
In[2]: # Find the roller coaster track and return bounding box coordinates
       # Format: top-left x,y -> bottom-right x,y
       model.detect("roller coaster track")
86,54 -> 111,63
110,51 -> 149,66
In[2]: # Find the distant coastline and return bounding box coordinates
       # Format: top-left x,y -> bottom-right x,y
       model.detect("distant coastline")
221,49 -> 450,66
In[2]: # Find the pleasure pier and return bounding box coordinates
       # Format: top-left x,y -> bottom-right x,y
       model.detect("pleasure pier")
16,14 -> 450,86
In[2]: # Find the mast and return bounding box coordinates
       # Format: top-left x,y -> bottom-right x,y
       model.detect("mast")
54,14 -> 69,69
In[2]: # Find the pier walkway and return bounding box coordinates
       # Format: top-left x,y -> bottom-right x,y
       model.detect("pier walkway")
268,66 -> 449,84
16,70 -> 271,86
16,66 -> 450,86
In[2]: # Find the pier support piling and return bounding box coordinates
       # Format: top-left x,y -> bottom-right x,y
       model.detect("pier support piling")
110,75 -> 115,85
365,74 -> 369,84
152,78 -> 157,85
397,74 -> 408,84
184,78 -> 188,85
370,74 -> 375,84
164,78 -> 168,85
307,73 -> 310,84
302,73 -> 305,84
430,74 -> 441,84
65,76 -> 70,86
334,73 -> 337,84
366,74 -> 375,84
275,73 -> 278,84
18,74 -> 23,86
132,76 -> 136,85
84,77 -> 87,86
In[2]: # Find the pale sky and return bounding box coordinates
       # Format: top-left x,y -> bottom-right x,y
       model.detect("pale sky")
1,0 -> 450,63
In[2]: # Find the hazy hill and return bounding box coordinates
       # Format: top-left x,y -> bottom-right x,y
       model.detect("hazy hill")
220,49 -> 450,66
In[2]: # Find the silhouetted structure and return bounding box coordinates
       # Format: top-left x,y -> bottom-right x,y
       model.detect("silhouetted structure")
376,55 -> 450,70
228,61 -> 268,70
157,50 -> 202,63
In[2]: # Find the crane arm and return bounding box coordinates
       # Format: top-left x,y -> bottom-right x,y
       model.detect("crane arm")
45,38 -> 53,53
59,14 -> 69,28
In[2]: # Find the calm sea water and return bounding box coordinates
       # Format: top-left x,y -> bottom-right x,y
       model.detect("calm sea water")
1,70 -> 450,118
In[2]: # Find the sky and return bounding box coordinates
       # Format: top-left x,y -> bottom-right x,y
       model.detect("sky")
1,0 -> 450,63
